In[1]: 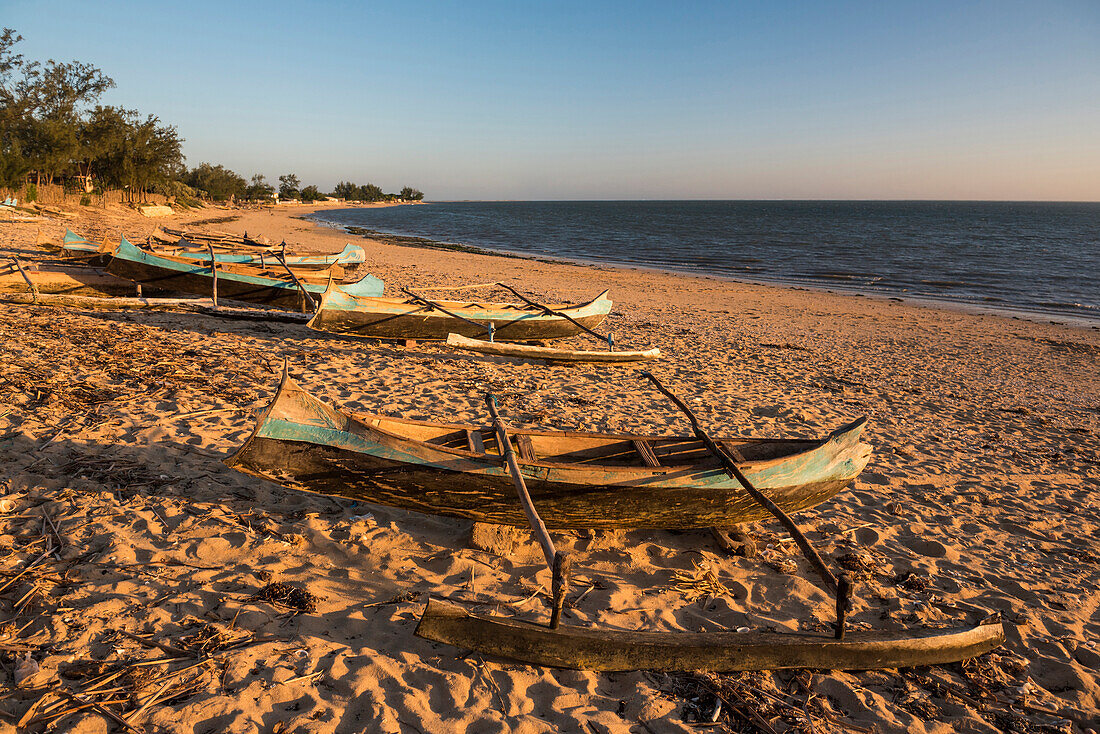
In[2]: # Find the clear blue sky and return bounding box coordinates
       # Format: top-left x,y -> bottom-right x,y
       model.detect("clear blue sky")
5,1 -> 1098,200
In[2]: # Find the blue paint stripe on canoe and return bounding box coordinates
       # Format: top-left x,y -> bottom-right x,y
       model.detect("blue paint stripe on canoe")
112,237 -> 384,296
253,415 -> 865,491
61,229 -> 98,252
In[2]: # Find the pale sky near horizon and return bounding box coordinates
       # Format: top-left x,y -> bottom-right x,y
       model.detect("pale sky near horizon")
4,1 -> 1098,201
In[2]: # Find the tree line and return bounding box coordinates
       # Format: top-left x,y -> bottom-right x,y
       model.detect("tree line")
0,29 -> 424,205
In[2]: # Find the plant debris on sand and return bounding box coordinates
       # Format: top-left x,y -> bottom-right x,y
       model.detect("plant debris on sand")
246,581 -> 319,613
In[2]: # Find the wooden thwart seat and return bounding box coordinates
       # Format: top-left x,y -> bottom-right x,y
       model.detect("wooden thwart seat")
465,429 -> 486,454
516,434 -> 537,461
721,440 -> 748,463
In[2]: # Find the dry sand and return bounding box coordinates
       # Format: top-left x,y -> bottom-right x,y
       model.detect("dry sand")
0,202 -> 1098,733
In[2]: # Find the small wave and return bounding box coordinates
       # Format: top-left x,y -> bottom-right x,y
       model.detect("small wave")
920,280 -> 967,287
811,272 -> 880,282
1033,301 -> 1097,311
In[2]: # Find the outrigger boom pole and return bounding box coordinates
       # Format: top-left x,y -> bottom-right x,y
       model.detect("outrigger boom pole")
485,393 -> 570,629
640,371 -> 854,639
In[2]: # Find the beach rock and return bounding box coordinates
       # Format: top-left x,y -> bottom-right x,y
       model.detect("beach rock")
14,652 -> 40,687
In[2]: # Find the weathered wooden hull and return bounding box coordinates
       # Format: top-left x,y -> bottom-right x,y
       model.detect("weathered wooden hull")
415,599 -> 1006,671
1,264 -> 142,297
224,372 -> 872,529
446,333 -> 660,363
106,237 -> 383,311
307,285 -> 614,341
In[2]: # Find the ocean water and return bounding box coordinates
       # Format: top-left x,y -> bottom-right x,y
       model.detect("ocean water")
313,201 -> 1100,324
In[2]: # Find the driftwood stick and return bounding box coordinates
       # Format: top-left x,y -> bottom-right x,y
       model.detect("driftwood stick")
54,690 -> 144,734
116,630 -> 192,658
10,258 -> 39,303
640,371 -> 852,638
277,241 -> 317,311
0,550 -> 50,594
494,282 -> 613,350
550,551 -> 571,629
42,513 -> 64,551
711,527 -> 757,558
485,393 -> 570,628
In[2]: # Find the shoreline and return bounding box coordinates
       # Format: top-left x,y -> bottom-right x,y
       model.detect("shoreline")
308,206 -> 1100,331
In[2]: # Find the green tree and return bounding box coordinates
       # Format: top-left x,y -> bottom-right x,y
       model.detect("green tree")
278,173 -> 300,199
332,180 -> 357,200
79,106 -> 183,202
0,29 -> 31,189
185,163 -> 246,201
245,173 -> 274,202
400,186 -> 424,201
299,184 -> 325,202
16,52 -> 114,185
357,183 -> 384,202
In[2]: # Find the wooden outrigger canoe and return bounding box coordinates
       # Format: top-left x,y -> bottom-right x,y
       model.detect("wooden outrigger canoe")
163,241 -> 366,268
224,369 -> 872,529
1,261 -> 139,297
150,228 -> 365,266
306,283 -> 614,341
153,226 -> 270,248
106,236 -> 383,311
445,332 -> 661,363
415,598 -> 1006,671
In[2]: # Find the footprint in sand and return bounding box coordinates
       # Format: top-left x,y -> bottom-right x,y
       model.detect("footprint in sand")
899,536 -> 950,558
854,527 -> 881,545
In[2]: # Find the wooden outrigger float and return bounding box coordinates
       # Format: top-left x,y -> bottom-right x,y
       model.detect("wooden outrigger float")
306,283 -> 614,341
105,236 -> 383,311
224,367 -> 872,529
414,376 -> 1005,671
415,601 -> 1006,671
445,333 -> 660,363
432,282 -> 659,362
149,228 -> 367,269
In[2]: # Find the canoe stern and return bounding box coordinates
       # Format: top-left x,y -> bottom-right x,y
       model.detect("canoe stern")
337,243 -> 367,264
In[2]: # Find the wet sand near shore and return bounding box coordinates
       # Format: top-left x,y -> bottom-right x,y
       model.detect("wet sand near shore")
0,203 -> 1098,733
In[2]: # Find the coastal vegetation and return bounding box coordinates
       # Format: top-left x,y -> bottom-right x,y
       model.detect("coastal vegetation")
0,28 -> 424,205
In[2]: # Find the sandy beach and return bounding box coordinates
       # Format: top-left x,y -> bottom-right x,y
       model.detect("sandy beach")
1,203 -> 1098,733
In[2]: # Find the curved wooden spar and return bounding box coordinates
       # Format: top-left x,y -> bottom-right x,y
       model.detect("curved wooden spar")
414,598 -> 1006,672
446,333 -> 660,363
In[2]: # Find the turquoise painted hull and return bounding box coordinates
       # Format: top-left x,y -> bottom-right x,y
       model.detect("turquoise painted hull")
61,229 -> 99,253
226,372 -> 873,529
171,241 -> 366,267
106,237 -> 383,310
308,285 -> 614,341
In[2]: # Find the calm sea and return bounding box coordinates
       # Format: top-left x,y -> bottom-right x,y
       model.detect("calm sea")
312,201 -> 1100,324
